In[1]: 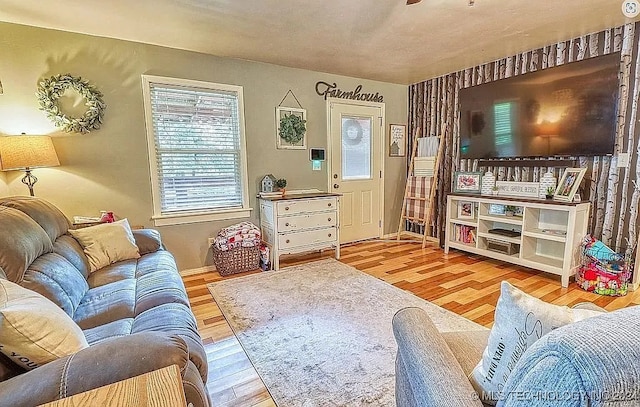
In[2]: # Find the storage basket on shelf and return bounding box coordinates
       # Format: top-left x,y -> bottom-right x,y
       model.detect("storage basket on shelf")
211,221 -> 261,276
576,234 -> 631,296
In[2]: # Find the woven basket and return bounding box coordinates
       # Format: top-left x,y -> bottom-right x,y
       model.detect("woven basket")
213,245 -> 260,276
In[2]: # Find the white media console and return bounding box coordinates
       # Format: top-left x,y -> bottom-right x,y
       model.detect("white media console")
444,194 -> 590,287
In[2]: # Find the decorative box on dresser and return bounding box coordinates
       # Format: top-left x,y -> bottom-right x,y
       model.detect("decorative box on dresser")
259,192 -> 341,270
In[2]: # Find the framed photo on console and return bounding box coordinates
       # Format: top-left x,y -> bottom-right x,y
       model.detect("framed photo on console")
554,168 -> 587,202
453,172 -> 482,194
488,204 -> 506,216
458,201 -> 475,219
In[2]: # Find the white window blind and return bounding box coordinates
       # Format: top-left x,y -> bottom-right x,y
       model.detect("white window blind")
143,77 -> 248,219
493,102 -> 513,146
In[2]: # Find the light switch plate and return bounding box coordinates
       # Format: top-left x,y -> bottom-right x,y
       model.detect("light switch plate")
618,152 -> 629,168
312,160 -> 322,171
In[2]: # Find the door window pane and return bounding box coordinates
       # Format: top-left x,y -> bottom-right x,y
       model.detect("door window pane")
341,116 -> 372,180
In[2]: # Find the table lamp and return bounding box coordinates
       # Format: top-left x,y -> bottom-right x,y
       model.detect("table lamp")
0,135 -> 60,196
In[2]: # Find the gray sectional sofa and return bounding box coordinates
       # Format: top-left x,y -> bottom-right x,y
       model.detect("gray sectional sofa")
0,196 -> 210,407
393,305 -> 640,406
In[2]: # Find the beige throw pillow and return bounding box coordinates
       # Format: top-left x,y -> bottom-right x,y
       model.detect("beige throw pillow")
69,219 -> 140,272
0,279 -> 89,370
470,281 -> 603,405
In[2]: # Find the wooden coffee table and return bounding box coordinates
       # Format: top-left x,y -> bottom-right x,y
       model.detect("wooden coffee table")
39,365 -> 187,407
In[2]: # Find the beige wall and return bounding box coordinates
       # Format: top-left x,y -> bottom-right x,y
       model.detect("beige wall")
0,22 -> 408,269
0,173 -> 6,196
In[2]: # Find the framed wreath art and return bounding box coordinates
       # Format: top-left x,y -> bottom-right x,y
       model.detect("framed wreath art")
276,106 -> 307,149
36,74 -> 106,134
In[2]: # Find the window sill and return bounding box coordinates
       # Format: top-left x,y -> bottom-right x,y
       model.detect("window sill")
152,207 -> 253,227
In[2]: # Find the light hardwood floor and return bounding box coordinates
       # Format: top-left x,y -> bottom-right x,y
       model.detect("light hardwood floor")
182,240 -> 640,407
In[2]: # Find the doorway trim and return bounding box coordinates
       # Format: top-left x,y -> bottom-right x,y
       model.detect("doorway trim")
325,97 -> 386,240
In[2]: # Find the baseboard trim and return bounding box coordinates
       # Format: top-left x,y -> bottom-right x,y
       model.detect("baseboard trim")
179,265 -> 216,277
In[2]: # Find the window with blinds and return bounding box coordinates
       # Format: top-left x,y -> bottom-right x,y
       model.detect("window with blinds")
142,76 -> 249,224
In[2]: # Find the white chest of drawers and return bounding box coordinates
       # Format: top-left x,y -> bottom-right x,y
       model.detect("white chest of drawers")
258,193 -> 341,270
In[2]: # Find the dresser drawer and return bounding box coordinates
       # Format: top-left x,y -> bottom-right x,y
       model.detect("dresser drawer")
278,212 -> 336,232
278,227 -> 337,250
276,197 -> 337,215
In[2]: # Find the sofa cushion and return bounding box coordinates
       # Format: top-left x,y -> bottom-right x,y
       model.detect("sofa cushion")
499,306 -> 640,406
0,197 -> 70,242
0,279 -> 88,370
471,282 -> 603,404
83,318 -> 134,346
132,303 -> 208,381
20,253 -> 89,317
0,206 -> 53,283
73,279 -> 136,329
53,235 -> 90,279
87,260 -> 136,288
442,330 -> 490,377
69,219 -> 140,272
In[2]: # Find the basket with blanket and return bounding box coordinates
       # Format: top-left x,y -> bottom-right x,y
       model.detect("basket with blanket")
212,222 -> 262,276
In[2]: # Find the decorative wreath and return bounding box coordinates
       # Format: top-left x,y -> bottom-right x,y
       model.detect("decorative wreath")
36,74 -> 106,134
279,114 -> 306,144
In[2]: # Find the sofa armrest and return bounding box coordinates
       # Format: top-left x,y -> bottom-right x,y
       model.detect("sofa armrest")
393,307 -> 483,407
572,302 -> 607,313
133,228 -> 163,255
0,332 -> 190,407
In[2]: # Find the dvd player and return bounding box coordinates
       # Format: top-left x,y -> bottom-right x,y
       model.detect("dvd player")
488,228 -> 521,238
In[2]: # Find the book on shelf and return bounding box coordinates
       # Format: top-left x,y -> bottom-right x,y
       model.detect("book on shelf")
454,224 -> 476,245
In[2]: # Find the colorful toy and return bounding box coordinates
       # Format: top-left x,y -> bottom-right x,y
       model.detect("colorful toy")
576,235 -> 630,296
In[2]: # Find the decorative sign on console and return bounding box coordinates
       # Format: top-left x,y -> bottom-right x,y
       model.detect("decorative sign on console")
315,81 -> 384,102
495,181 -> 540,198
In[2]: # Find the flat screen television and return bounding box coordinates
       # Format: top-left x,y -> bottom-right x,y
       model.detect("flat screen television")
459,52 -> 620,159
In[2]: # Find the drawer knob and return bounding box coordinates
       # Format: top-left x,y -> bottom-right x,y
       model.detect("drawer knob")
285,222 -> 290,227
328,233 -> 332,237
328,218 -> 332,222
286,239 -> 290,243
285,206 -> 290,211
328,203 -> 332,207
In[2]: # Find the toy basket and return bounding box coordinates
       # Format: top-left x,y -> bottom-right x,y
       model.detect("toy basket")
576,235 -> 631,296
211,222 -> 261,276
213,245 -> 260,276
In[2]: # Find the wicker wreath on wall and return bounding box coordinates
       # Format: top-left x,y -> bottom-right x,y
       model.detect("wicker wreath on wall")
36,74 -> 106,134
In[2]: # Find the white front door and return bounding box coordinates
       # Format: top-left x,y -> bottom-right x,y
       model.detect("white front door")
328,100 -> 384,243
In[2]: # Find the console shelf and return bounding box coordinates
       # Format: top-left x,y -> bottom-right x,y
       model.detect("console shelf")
445,194 -> 590,287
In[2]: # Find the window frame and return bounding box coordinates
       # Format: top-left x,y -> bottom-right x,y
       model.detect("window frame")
141,75 -> 251,227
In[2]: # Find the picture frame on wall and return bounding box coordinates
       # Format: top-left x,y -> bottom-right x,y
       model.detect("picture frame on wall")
453,172 -> 483,194
457,201 -> 475,219
389,124 -> 406,157
276,106 -> 307,150
554,167 -> 587,202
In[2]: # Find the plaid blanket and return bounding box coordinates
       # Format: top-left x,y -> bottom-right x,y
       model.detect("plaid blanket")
214,221 -> 261,251
405,176 -> 431,223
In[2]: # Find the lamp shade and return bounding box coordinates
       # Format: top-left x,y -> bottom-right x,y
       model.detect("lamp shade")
0,135 -> 60,171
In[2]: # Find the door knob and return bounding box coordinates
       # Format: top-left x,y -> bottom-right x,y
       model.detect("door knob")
333,184 -> 339,189
333,174 -> 338,179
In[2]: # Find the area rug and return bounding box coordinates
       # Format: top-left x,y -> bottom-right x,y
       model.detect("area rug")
208,258 -> 484,406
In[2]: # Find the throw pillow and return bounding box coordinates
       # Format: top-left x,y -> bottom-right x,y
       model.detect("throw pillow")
69,219 -> 140,272
0,279 -> 88,370
469,281 -> 603,405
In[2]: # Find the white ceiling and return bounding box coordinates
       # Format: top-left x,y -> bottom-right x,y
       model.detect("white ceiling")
0,0 -> 635,84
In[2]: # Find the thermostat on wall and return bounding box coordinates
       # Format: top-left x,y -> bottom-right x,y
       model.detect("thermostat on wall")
310,148 -> 326,161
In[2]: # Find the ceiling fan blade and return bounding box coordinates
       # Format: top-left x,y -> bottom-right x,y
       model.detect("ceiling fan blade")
406,0 -> 421,4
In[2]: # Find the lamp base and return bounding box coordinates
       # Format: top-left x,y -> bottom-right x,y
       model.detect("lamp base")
21,168 -> 37,197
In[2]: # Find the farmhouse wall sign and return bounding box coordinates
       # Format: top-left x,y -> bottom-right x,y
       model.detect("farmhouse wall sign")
495,181 -> 540,198
315,81 -> 384,102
